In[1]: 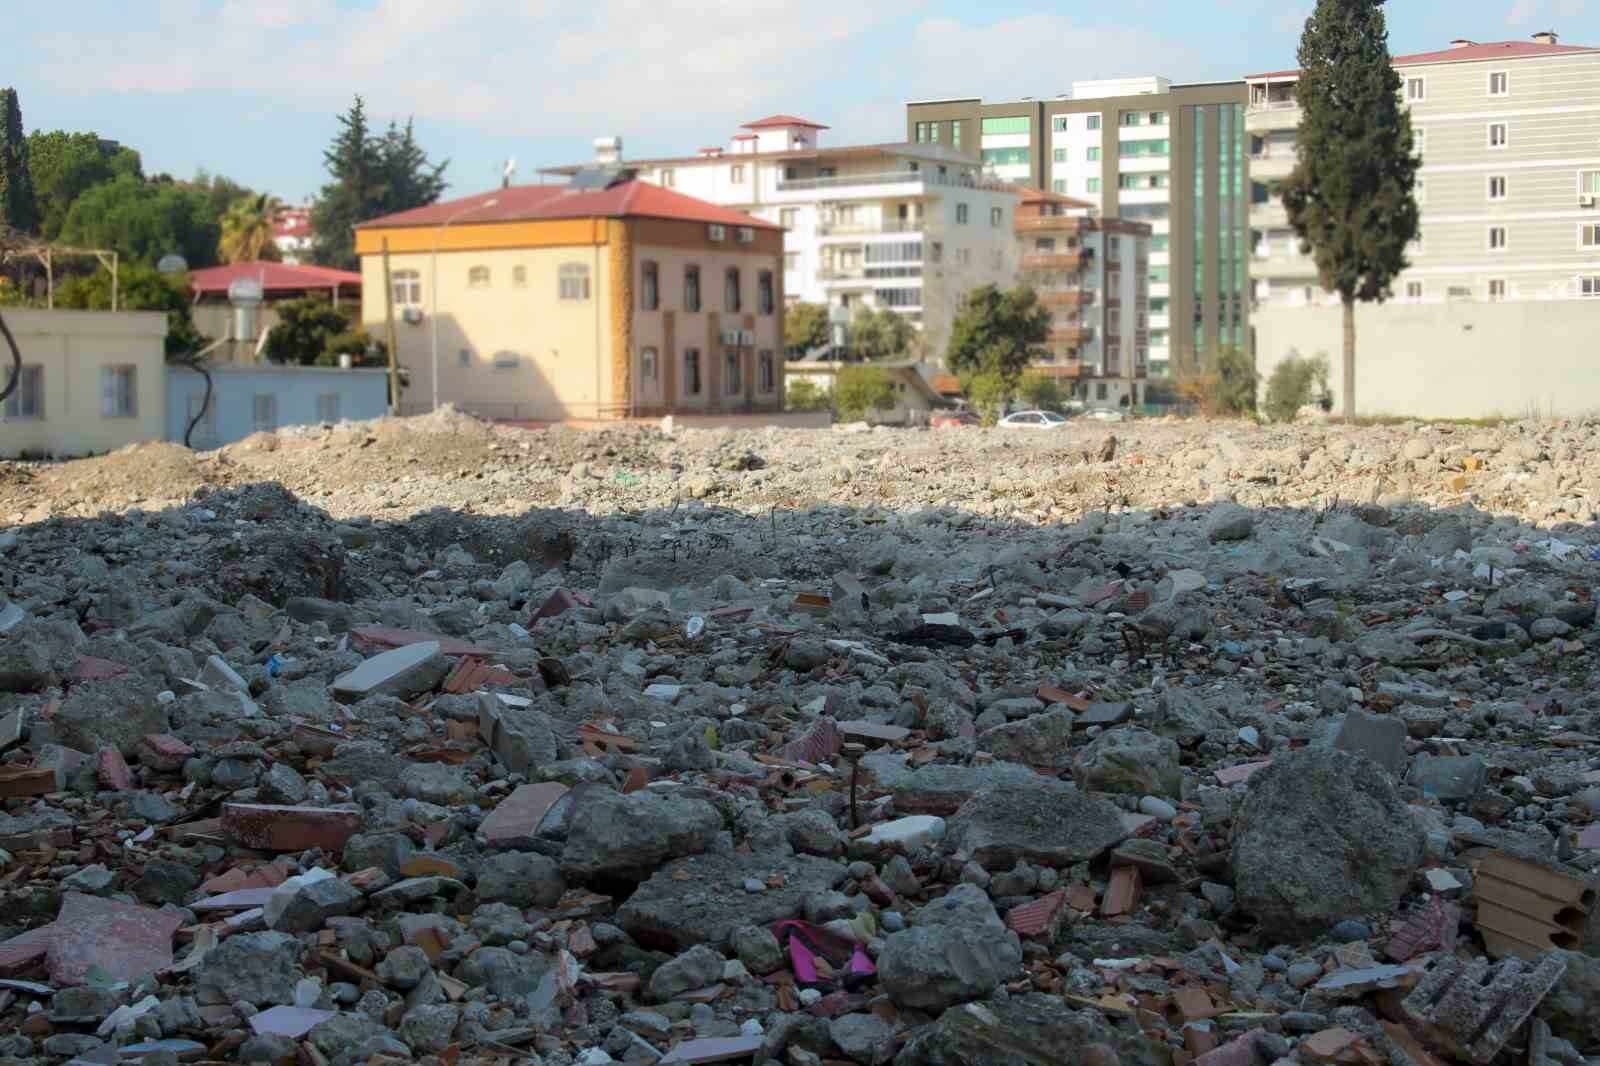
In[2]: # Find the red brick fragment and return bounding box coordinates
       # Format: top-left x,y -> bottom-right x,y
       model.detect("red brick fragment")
1101,865 -> 1142,918
71,655 -> 130,683
0,766 -> 56,798
1007,889 -> 1068,940
349,624 -> 493,658
531,589 -> 590,622
478,782 -> 569,848
1215,761 -> 1272,786
46,892 -> 184,986
96,748 -> 134,790
221,803 -> 364,853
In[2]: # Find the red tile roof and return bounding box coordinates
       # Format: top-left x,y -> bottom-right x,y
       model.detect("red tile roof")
742,114 -> 830,130
189,261 -> 361,297
356,180 -> 779,231
1246,38 -> 1596,80
1013,185 -> 1095,209
273,207 -> 312,239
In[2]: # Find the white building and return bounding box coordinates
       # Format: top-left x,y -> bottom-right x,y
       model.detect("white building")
272,206 -> 313,266
544,117 -> 1021,358
1247,32 -> 1600,310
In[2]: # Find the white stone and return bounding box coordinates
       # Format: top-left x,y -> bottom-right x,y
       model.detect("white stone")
1424,868 -> 1463,893
332,641 -> 441,699
264,868 -> 334,928
643,683 -> 682,703
861,815 -> 945,850
921,612 -> 960,626
0,602 -> 25,633
1139,796 -> 1178,821
621,586 -> 672,610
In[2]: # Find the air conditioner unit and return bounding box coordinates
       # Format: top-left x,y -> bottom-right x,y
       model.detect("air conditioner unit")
720,328 -> 741,345
736,226 -> 755,244
1580,195 -> 1596,207
401,306 -> 423,324
739,330 -> 755,345
708,224 -> 726,241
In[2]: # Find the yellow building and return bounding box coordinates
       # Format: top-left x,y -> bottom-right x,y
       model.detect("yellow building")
355,173 -> 786,421
0,309 -> 167,459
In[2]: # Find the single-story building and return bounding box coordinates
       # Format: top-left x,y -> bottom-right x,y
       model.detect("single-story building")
166,364 -> 389,449
353,166 -> 785,421
189,261 -> 363,361
0,309 -> 166,458
785,360 -> 946,424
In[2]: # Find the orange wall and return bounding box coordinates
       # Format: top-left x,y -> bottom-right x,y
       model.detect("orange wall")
355,218 -> 607,256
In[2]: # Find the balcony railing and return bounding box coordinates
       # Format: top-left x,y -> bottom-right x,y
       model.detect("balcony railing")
817,267 -> 869,281
1047,326 -> 1091,347
777,170 -> 1012,194
817,220 -> 925,236
1038,290 -> 1094,308
1015,215 -> 1090,234
1020,252 -> 1090,272
1248,99 -> 1299,113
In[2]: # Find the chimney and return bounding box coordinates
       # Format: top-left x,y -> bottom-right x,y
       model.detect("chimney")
1532,30 -> 1559,45
1448,38 -> 1475,49
593,136 -> 623,165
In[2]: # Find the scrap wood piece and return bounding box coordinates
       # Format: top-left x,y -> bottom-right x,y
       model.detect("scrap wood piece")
1473,851 -> 1595,960
1402,954 -> 1566,1065
349,624 -> 493,658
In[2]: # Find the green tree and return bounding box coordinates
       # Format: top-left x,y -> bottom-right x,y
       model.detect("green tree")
262,295 -> 358,366
55,263 -> 201,356
785,301 -> 830,355
1176,344 -> 1258,417
785,377 -> 830,413
833,365 -> 896,421
190,169 -> 257,220
59,174 -> 221,267
0,89 -> 39,234
944,284 -> 1050,389
25,130 -> 143,239
311,98 -> 448,269
219,194 -> 285,263
1281,0 -> 1419,422
1263,351 -> 1331,421
961,368 -> 1012,426
849,305 -> 914,362
1016,373 -> 1063,412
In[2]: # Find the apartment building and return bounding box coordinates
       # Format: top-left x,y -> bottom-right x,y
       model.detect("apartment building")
1014,188 -> 1152,407
543,118 -> 1019,357
1248,32 -> 1600,309
908,78 -> 1249,374
354,171 -> 784,420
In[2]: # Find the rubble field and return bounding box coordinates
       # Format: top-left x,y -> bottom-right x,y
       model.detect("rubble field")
2,409 -> 1600,1066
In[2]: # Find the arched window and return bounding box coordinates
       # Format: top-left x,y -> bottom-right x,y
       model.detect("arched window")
559,263 -> 591,300
468,266 -> 490,287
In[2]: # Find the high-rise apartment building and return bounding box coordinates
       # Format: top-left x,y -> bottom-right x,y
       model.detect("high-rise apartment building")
909,78 -> 1249,373
1248,33 -> 1600,310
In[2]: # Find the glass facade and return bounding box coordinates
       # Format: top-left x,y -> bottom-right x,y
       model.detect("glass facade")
981,116 -> 1031,135
982,147 -> 1030,166
1187,103 -> 1248,358
1119,139 -> 1170,157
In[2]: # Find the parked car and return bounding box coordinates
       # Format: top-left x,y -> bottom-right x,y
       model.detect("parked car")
930,409 -> 980,428
1084,407 -> 1126,422
998,410 -> 1069,429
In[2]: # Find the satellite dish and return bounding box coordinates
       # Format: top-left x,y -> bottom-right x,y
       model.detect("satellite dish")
227,278 -> 265,305
157,254 -> 189,275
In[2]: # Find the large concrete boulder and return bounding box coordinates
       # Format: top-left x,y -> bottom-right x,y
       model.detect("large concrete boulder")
560,789 -> 721,882
1073,727 -> 1182,799
1231,749 -> 1424,940
977,708 -> 1077,771
878,885 -> 1022,1012
893,993 -> 1159,1066
944,785 -> 1126,868
53,676 -> 168,757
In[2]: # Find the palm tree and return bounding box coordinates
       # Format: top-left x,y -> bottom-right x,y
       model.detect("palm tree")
218,194 -> 284,263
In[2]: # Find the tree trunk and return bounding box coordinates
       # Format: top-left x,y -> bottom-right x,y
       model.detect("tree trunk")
1341,298 -> 1356,424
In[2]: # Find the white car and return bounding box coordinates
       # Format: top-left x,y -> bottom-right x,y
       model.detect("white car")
998,410 -> 1069,429
1084,408 -> 1126,422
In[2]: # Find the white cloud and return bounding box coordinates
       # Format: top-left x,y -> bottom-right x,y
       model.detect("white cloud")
1505,0 -> 1586,26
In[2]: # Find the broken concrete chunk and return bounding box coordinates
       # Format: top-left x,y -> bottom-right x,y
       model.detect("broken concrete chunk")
944,786 -> 1127,868
1404,954 -> 1566,1064
332,641 -> 449,702
1074,726 -> 1183,798
616,851 -> 847,951
53,676 -> 168,757
1332,706 -> 1408,775
560,789 -> 721,882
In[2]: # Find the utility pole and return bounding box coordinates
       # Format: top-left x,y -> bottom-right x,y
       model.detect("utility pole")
382,237 -> 400,415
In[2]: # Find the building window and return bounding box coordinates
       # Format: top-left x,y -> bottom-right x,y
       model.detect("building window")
251,393 -> 277,432
1149,111 -> 1167,125
725,350 -> 742,394
316,393 -> 340,423
1405,281 -> 1423,301
951,121 -> 962,149
708,223 -> 725,242
1580,171 -> 1600,199
493,350 -> 519,369
785,166 -> 799,181
1489,122 -> 1507,148
1052,116 -> 1070,132
981,146 -> 1030,167
1052,148 -> 1067,163
1414,128 -> 1426,154
1096,383 -> 1108,400
989,207 -> 1003,227
1405,77 -> 1426,102
1582,276 -> 1600,297
641,347 -> 658,383
467,266 -> 490,287
1120,111 -> 1141,127
660,168 -> 675,188
730,165 -> 745,184
101,366 -> 137,418
641,261 -> 659,310
458,348 -> 471,367
2,365 -> 42,420
981,116 -> 1031,135
724,267 -> 741,311
391,269 -> 422,305
684,349 -> 702,395
1150,235 -> 1170,252
1489,226 -> 1507,251
758,350 -> 775,393
914,121 -> 927,143
684,265 -> 701,311
1488,175 -> 1507,201
1051,179 -> 1067,194
1087,146 -> 1101,161
1118,173 -> 1168,189
559,263 -> 591,300
1488,279 -> 1507,301
779,208 -> 798,228
956,204 -> 969,224
758,271 -> 774,314
783,252 -> 799,272
1086,178 -> 1101,193
512,265 -> 527,287
1087,114 -> 1101,130
1489,71 -> 1508,96
1119,139 -> 1170,157
1581,223 -> 1600,248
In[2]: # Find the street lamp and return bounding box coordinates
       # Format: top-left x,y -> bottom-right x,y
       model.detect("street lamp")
430,197 -> 500,411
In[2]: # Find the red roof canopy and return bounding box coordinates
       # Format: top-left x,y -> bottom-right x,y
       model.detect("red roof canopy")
1246,38 -> 1595,80
356,180 -> 780,231
189,261 -> 360,297
741,114 -> 829,130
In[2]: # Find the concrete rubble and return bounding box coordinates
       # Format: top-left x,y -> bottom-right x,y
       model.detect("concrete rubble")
1,407 -> 1600,1064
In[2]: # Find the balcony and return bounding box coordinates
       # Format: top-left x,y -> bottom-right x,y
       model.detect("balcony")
1038,289 -> 1094,308
1249,152 -> 1295,180
1246,101 -> 1300,132
1047,325 -> 1091,347
817,266 -> 869,284
1250,200 -> 1288,227
1252,249 -> 1318,280
817,219 -> 926,237
776,170 -> 1012,195
1021,252 -> 1090,273
1026,362 -> 1087,379
1015,215 -> 1090,235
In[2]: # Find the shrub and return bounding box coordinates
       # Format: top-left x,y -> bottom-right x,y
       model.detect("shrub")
1016,374 -> 1063,412
1263,351 -> 1331,422
833,366 -> 897,421
961,369 -> 1012,426
1174,345 -> 1258,418
785,377 -> 830,413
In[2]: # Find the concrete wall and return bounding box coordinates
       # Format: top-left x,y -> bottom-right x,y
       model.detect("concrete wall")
1254,300 -> 1600,419
166,365 -> 389,448
0,309 -> 167,458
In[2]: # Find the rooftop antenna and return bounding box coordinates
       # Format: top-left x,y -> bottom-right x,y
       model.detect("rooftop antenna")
501,157 -> 517,189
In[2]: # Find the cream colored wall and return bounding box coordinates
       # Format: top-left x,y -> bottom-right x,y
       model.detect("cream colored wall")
360,245 -> 614,420
629,243 -> 784,413
0,309 -> 167,458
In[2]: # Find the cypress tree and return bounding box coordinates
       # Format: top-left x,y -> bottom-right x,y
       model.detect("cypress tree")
1281,0 -> 1419,421
0,88 -> 39,234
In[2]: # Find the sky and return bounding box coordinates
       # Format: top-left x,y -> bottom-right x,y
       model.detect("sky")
7,0 -> 1597,205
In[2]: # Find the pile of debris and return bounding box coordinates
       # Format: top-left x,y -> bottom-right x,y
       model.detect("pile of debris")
1,413 -> 1599,1065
